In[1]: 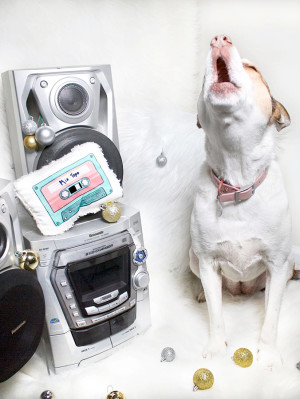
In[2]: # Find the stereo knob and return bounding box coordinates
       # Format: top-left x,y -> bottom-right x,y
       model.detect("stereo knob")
134,271 -> 150,289
133,248 -> 148,265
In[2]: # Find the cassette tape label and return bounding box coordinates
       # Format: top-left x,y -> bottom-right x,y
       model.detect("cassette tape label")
34,153 -> 113,226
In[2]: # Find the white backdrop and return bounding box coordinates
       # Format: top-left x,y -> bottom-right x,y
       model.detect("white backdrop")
1,1 -> 300,399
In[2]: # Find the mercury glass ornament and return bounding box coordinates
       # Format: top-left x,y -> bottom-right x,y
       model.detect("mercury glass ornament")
193,368 -> 214,391
160,347 -> 176,362
40,391 -> 55,399
35,123 -> 55,146
22,116 -> 37,135
24,134 -> 38,150
233,348 -> 253,368
15,250 -> 40,271
101,202 -> 122,223
156,151 -> 167,167
106,391 -> 126,399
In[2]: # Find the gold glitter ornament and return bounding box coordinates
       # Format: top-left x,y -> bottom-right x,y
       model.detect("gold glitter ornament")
233,348 -> 253,368
15,250 -> 40,271
193,368 -> 214,391
106,391 -> 126,399
24,134 -> 38,150
101,202 -> 122,223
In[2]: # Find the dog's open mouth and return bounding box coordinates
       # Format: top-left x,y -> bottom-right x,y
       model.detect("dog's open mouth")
210,56 -> 239,95
217,57 -> 230,83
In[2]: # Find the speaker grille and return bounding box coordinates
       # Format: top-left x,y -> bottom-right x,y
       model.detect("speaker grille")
57,83 -> 89,116
0,269 -> 45,382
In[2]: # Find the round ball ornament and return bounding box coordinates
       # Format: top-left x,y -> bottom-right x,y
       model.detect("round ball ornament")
40,391 -> 55,399
35,123 -> 55,146
22,117 -> 37,135
193,368 -> 214,391
15,250 -> 40,271
106,391 -> 126,399
24,134 -> 38,150
233,348 -> 253,368
160,347 -> 176,362
101,202 -> 122,223
156,151 -> 168,167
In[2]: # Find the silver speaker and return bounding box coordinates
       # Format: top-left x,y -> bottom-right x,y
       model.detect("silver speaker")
2,66 -> 123,180
0,179 -> 45,382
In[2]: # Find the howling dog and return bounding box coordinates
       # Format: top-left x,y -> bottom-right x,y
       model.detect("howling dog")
190,35 -> 292,369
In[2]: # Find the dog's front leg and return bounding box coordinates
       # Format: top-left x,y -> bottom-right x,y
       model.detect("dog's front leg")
258,262 -> 291,369
199,260 -> 227,358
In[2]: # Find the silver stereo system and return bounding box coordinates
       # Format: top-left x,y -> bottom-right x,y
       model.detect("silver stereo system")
2,65 -> 123,181
2,64 -> 151,375
0,179 -> 45,382
19,203 -> 150,373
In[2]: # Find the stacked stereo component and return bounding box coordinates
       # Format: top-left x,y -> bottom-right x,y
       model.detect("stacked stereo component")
1,65 -> 150,374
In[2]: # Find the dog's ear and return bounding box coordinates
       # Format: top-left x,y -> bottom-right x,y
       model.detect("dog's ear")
197,115 -> 202,129
270,98 -> 291,132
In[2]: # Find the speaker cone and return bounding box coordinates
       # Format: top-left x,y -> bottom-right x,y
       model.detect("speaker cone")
57,83 -> 89,116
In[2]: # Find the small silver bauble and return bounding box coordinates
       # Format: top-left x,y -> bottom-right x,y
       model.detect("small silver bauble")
35,123 -> 55,146
156,151 -> 167,167
22,117 -> 37,135
160,347 -> 176,362
40,390 -> 55,399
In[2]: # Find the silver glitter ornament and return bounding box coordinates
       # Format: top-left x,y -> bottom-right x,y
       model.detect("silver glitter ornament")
22,116 -> 37,135
35,123 -> 55,146
160,347 -> 176,362
156,151 -> 167,167
40,391 -> 55,399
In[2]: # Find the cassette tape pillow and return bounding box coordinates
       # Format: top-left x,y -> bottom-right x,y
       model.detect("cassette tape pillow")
14,142 -> 123,235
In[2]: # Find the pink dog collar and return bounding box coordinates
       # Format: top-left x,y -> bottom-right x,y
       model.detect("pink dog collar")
211,169 -> 268,203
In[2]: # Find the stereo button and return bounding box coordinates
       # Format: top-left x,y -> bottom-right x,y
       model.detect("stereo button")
69,304 -> 76,310
119,292 -> 128,303
76,320 -> 87,327
60,281 -> 67,287
98,304 -> 110,313
85,306 -> 99,315
93,290 -> 119,305
65,293 -> 72,300
109,299 -> 120,310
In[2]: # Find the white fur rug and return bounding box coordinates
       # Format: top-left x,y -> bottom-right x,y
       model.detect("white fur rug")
1,108 -> 300,399
0,1 -> 300,398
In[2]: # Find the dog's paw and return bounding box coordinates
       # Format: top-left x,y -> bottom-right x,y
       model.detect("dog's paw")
257,343 -> 282,370
202,338 -> 227,359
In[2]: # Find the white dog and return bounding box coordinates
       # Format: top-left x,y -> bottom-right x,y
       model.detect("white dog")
190,35 -> 293,369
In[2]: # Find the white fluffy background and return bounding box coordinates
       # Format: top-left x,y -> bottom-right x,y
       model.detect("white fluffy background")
1,1 -> 300,399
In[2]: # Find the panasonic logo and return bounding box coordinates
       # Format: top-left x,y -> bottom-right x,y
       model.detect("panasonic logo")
11,320 -> 26,335
89,231 -> 104,237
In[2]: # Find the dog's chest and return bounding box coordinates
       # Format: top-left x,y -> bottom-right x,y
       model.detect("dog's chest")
214,238 -> 266,281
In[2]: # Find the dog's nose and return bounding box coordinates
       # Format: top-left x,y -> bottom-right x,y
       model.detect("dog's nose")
210,35 -> 232,48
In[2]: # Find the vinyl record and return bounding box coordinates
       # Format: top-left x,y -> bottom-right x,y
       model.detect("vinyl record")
36,127 -> 123,183
0,268 -> 45,382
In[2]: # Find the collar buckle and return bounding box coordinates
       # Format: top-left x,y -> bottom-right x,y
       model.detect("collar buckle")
234,183 -> 256,203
